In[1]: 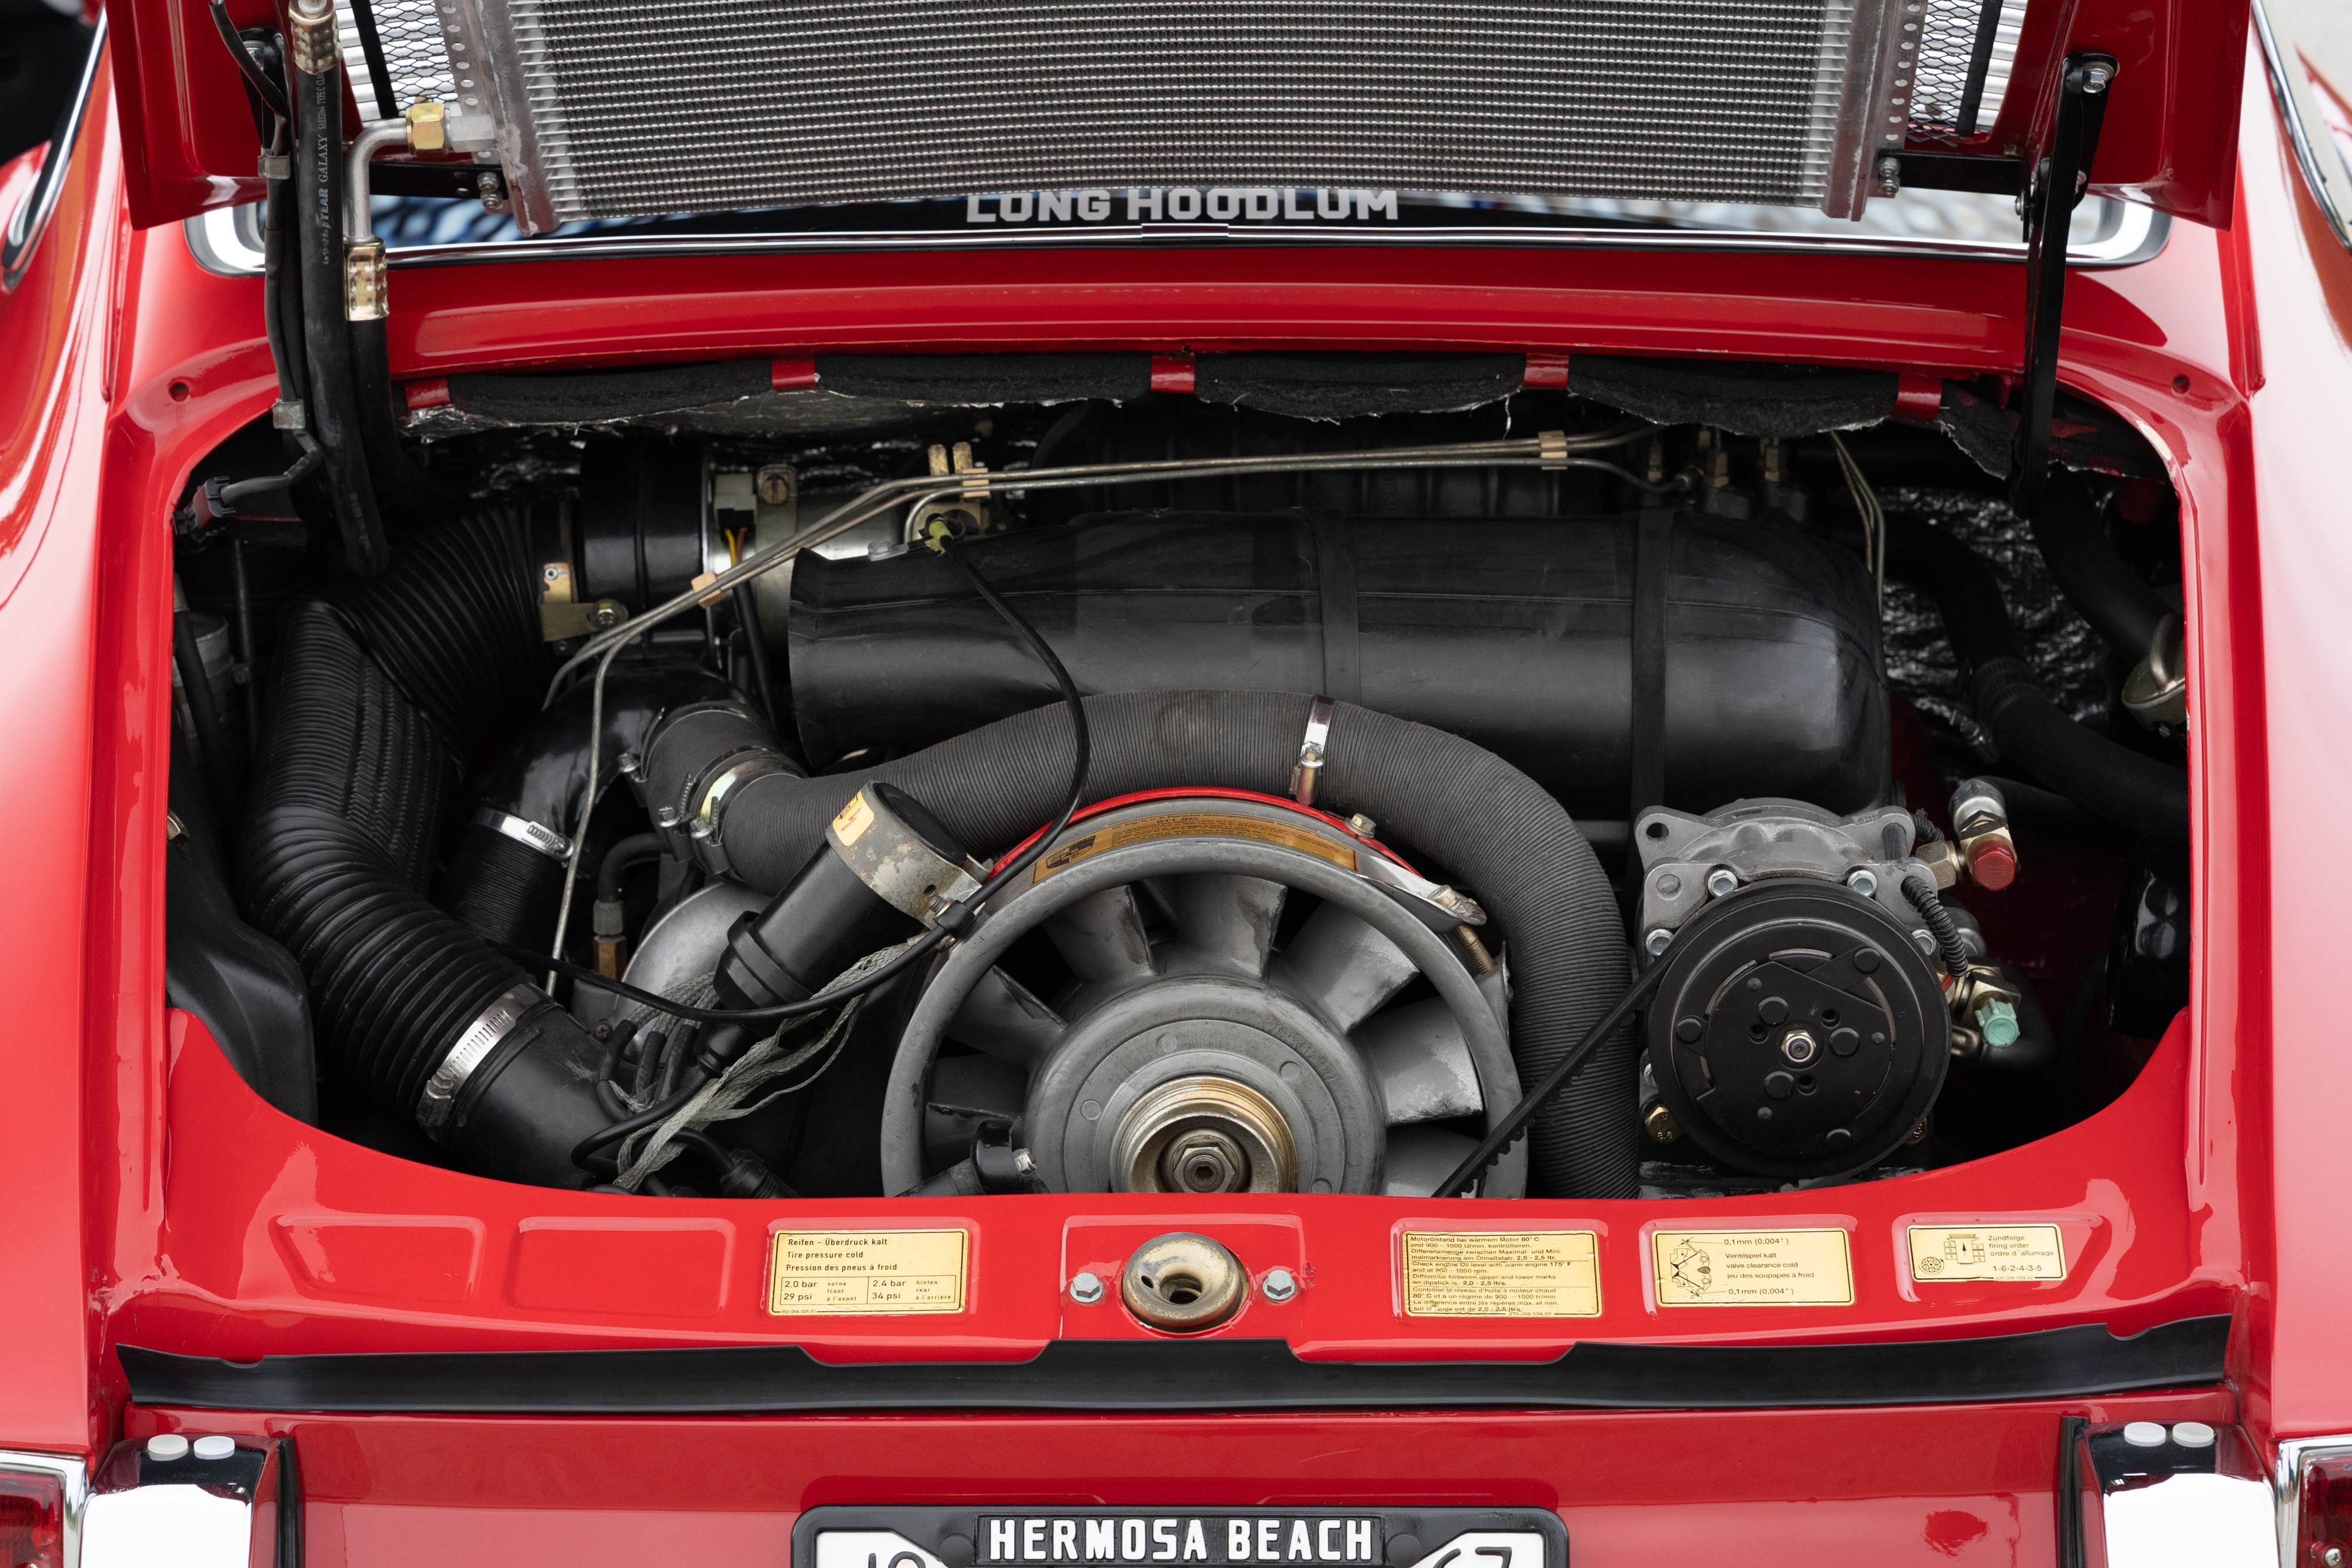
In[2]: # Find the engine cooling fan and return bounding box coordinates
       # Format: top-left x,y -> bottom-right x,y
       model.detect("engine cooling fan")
882,794 -> 1525,1198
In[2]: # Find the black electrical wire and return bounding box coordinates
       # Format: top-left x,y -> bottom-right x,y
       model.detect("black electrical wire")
731,581 -> 781,732
573,1075 -> 710,1168
1903,875 -> 1972,979
207,0 -> 288,120
1434,959 -> 1671,1198
499,534 -> 1093,1024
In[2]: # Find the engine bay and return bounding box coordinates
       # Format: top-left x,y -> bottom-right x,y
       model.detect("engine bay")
162,358 -> 2194,1208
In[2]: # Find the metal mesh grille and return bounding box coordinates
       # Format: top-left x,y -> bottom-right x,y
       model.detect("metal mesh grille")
487,0 -> 1877,222
1908,0 -> 2026,137
336,0 -> 457,119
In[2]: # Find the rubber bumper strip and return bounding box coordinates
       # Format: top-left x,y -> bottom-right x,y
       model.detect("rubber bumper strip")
118,1314 -> 2227,1415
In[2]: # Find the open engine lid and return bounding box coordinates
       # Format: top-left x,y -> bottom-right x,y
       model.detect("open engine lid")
109,0 -> 2249,236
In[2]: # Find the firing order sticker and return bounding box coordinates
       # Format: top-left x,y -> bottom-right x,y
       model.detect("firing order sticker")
768,1229 -> 968,1315
1399,1230 -> 1602,1317
1650,1228 -> 1855,1306
1907,1224 -> 2067,1282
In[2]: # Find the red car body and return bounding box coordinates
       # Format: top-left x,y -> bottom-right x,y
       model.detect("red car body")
4,0 -> 2352,1560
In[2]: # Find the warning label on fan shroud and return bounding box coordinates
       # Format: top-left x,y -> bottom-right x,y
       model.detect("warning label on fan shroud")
1399,1231 -> 1602,1317
1031,811 -> 1357,882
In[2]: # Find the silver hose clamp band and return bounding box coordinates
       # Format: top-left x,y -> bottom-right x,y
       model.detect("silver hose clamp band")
1291,695 -> 1335,807
470,807 -> 571,862
415,983 -> 543,1136
691,754 -> 788,874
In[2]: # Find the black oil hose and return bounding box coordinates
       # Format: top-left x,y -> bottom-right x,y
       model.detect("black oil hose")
351,317 -> 467,520
289,39 -> 389,575
173,610 -> 245,824
637,687 -> 1631,1198
597,833 -> 669,902
1902,875 -> 1971,979
731,581 -> 780,730
2029,471 -> 2172,657
1887,516 -> 2188,840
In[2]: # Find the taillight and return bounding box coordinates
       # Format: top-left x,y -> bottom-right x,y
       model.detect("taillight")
2301,1451 -> 2352,1567
0,1467 -> 64,1568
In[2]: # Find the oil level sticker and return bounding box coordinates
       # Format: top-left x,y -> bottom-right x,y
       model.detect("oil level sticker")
1907,1223 -> 2067,1282
767,1229 -> 968,1315
1031,811 -> 1355,882
1399,1230 -> 1601,1317
1650,1228 -> 1855,1306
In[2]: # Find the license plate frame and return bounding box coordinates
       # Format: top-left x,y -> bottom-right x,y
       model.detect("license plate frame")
794,1506 -> 1567,1568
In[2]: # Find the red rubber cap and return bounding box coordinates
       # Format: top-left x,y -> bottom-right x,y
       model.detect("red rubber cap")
1969,842 -> 2018,891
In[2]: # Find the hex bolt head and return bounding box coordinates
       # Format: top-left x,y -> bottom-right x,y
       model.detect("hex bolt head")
1069,1271 -> 1105,1305
616,750 -> 643,780
1705,868 -> 1739,898
1912,928 -> 1937,957
1780,1029 -> 1820,1066
1645,927 -> 1675,957
1845,867 -> 1878,898
1261,1268 -> 1299,1302
653,805 -> 681,830
1346,813 -> 1378,839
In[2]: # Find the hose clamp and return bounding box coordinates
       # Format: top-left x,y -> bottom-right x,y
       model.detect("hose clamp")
416,983 -> 542,1137
1290,695 -> 1335,807
470,807 -> 570,864
690,753 -> 790,875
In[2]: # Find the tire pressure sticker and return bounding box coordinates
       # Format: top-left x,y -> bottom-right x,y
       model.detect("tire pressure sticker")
1399,1230 -> 1601,1317
768,1229 -> 968,1315
1031,811 -> 1354,883
1649,1228 -> 1855,1306
1906,1224 -> 2067,1282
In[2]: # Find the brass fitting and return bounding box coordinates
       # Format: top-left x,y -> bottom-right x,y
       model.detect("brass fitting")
405,100 -> 447,153
343,238 -> 387,321
1643,1102 -> 1685,1144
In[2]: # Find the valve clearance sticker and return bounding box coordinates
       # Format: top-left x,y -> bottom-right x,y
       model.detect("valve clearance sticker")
1399,1229 -> 1601,1317
1031,811 -> 1355,882
767,1229 -> 968,1315
1906,1223 -> 2067,1282
1649,1228 -> 1855,1306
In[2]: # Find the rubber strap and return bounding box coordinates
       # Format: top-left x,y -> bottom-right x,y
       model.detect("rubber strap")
1310,514 -> 1362,707
1628,508 -> 1673,815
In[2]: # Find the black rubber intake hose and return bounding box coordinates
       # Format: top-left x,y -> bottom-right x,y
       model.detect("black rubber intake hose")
325,507 -> 550,747
1887,517 -> 2188,841
643,688 -> 1633,1198
2029,471 -> 2172,657
290,48 -> 387,575
242,603 -> 607,1186
437,667 -> 733,948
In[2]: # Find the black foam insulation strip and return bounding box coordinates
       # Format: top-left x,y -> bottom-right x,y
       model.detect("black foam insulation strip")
446,359 -> 772,424
812,353 -> 1154,404
1194,352 -> 1527,419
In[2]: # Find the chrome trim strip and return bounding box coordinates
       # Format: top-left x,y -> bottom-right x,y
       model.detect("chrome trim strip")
2,11 -> 104,292
176,195 -> 2170,280
2253,0 -> 2352,253
470,806 -> 570,862
381,204 -> 2171,271
2277,1435 -> 2352,1568
0,1448 -> 88,1568
415,982 -> 542,1134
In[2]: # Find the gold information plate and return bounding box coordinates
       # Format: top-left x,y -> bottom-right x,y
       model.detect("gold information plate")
1399,1229 -> 1602,1317
767,1228 -> 970,1315
1906,1223 -> 2068,1282
1650,1228 -> 1855,1306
